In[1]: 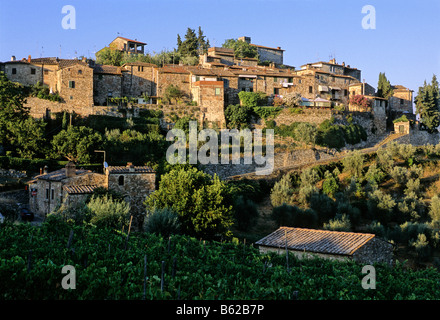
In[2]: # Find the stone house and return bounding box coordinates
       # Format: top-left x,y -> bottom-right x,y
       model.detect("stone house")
102,36 -> 147,55
191,80 -> 226,126
93,64 -> 123,105
389,85 -> 414,114
256,226 -> 394,265
28,162 -> 156,221
121,62 -> 157,99
300,59 -> 362,82
238,36 -> 284,66
394,119 -> 411,134
56,59 -> 94,108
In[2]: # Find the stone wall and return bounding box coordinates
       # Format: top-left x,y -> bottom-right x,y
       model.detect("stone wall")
94,73 -> 122,105
107,172 -> 155,226
57,63 -> 94,108
352,238 -> 394,265
122,64 -> 156,97
256,47 -> 283,65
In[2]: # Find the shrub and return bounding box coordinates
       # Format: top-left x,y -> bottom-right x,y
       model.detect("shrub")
410,233 -> 431,261
272,204 -> 318,228
429,195 -> 440,227
238,91 -> 267,107
390,166 -> 409,186
366,221 -> 386,238
367,189 -> 396,223
87,195 -> 131,229
309,193 -> 335,223
293,122 -> 317,146
233,195 -> 259,231
270,173 -> 295,207
342,150 -> 364,177
322,171 -> 339,197
323,214 -> 351,232
143,207 -> 181,238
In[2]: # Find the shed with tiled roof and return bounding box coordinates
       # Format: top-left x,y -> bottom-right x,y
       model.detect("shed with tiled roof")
256,227 -> 393,265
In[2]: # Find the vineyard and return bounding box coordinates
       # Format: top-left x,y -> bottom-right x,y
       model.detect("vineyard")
1,219 -> 440,300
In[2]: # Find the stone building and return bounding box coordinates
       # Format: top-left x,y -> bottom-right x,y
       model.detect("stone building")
389,85 -> 414,114
106,163 -> 156,225
102,36 -> 147,55
28,162 -> 156,222
191,80 -> 226,126
300,58 -> 362,82
121,62 -> 157,99
93,64 -> 123,105
238,36 -> 284,66
255,226 -> 394,265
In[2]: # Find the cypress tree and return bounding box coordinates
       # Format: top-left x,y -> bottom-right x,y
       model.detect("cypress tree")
415,75 -> 440,133
377,72 -> 394,99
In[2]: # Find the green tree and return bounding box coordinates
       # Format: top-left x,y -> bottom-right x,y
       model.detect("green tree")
51,126 -> 103,163
197,26 -> 210,55
143,207 -> 181,238
429,195 -> 440,227
163,84 -> 185,104
342,150 -> 364,177
222,38 -> 258,59
6,117 -> 46,158
87,195 -> 131,229
377,72 -> 394,99
178,28 -> 199,57
95,47 -> 124,66
144,167 -> 233,239
270,173 -> 295,207
294,122 -> 317,147
415,75 -> 440,133
0,72 -> 29,148
225,104 -> 252,129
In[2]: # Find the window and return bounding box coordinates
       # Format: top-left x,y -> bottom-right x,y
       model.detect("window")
69,80 -> 75,88
138,66 -> 144,72
12,68 -> 16,74
215,88 -> 221,96
31,68 -> 36,75
273,77 -> 278,83
288,77 -> 293,83
298,79 -> 302,84
118,176 -> 124,186
78,69 -> 82,74
400,99 -> 404,105
344,89 -> 348,96
98,74 -> 103,80
46,189 -> 49,200
44,70 -> 49,75
51,189 -> 54,200
309,86 -> 313,94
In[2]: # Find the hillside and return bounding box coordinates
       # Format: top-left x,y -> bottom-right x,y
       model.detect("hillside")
1,220 -> 439,300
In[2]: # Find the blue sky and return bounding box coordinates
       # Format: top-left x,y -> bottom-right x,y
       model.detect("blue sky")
1,0 -> 439,92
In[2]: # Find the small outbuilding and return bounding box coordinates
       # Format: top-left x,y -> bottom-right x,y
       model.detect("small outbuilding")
255,227 -> 393,265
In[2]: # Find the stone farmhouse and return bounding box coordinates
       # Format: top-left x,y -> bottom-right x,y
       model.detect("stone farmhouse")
256,226 -> 394,265
0,36 -> 413,129
27,162 -> 155,222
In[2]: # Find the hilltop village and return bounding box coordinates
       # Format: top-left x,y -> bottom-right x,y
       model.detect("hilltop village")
0,35 -> 414,130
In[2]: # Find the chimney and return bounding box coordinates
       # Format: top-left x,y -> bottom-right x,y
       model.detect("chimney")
28,55 -> 31,63
65,162 -> 76,178
40,168 -> 43,175
277,47 -> 281,50
11,56 -> 16,61
43,165 -> 48,174
82,56 -> 87,63
342,62 -> 345,67
126,162 -> 135,172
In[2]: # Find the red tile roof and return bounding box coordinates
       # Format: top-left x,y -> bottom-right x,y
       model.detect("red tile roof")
256,227 -> 376,256
114,36 -> 147,45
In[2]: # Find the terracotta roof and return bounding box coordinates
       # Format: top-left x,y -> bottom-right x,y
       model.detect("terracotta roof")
159,65 -> 190,74
122,62 -> 157,68
64,185 -> 99,194
106,165 -> 155,174
57,59 -> 90,69
35,168 -> 91,182
255,227 -> 376,256
30,57 -> 59,65
250,44 -> 285,51
94,64 -> 122,75
208,47 -> 234,56
113,36 -> 147,45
